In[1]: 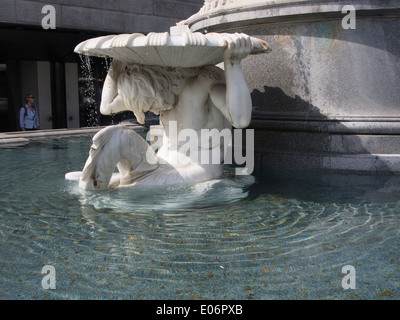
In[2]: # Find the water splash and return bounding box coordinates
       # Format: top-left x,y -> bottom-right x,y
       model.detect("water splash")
67,168 -> 255,213
79,54 -> 99,127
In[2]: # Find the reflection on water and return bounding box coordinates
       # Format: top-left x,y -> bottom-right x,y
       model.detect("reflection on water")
0,136 -> 399,300
71,170 -> 255,213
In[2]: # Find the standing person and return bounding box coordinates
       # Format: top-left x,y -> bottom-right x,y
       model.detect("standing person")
20,93 -> 40,131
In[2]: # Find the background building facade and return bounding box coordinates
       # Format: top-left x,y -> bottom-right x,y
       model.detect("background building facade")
0,0 -> 204,131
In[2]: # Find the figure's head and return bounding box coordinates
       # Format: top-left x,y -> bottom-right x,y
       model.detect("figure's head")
117,65 -> 177,124
116,65 -> 200,124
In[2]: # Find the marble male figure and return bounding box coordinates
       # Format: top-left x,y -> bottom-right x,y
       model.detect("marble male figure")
78,33 -> 255,190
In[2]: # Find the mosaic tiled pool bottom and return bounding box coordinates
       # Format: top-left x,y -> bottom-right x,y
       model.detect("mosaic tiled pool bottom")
0,136 -> 399,300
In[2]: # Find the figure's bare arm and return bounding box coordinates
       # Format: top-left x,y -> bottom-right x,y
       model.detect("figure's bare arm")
100,59 -> 127,115
210,34 -> 252,128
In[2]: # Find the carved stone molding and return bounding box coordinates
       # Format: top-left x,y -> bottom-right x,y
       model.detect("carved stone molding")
183,0 -> 400,32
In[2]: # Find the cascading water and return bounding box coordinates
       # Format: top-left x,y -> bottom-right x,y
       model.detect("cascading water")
78,54 -> 99,127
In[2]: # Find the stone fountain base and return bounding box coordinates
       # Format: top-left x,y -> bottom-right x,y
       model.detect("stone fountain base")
186,0 -> 400,173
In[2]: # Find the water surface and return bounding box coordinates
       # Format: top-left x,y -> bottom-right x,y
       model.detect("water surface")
0,136 -> 399,299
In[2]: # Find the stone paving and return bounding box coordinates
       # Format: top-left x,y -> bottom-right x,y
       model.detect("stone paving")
0,123 -> 145,146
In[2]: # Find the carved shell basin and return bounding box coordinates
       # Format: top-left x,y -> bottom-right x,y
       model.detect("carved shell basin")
74,30 -> 270,68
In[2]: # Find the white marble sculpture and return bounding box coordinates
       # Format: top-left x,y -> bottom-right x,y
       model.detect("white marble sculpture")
68,26 -> 270,190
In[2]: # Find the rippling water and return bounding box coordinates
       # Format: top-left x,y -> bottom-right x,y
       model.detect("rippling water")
0,136 -> 399,300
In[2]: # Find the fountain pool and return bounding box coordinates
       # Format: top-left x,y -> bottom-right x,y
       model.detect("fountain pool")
0,134 -> 399,300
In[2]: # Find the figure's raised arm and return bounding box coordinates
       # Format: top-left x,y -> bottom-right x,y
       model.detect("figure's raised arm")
210,33 -> 253,128
100,59 -> 127,115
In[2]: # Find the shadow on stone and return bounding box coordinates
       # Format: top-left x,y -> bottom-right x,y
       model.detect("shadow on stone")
249,86 -> 398,174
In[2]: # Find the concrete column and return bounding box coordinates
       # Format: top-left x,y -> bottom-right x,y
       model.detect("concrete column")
36,61 -> 53,130
65,62 -> 80,128
20,61 -> 38,106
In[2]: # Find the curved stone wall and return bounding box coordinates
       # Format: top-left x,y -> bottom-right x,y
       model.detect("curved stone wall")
185,0 -> 400,172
